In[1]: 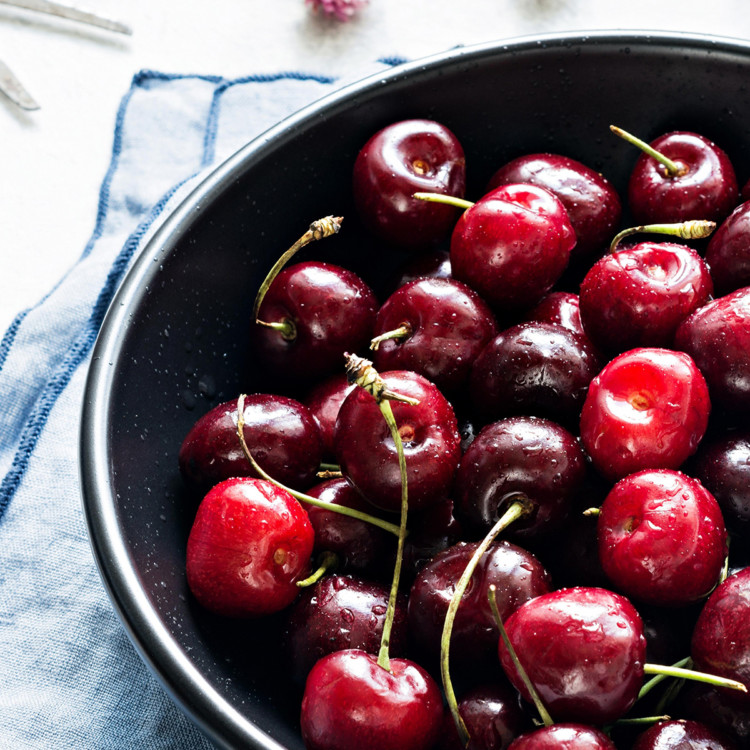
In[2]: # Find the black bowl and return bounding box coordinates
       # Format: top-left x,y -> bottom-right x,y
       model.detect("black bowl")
81,31 -> 750,749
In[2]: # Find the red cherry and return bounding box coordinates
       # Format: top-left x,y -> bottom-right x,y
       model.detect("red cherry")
632,719 -> 738,750
597,469 -> 727,606
185,477 -> 314,617
303,373 -> 355,458
508,724 -> 617,750
525,291 -> 586,337
580,347 -> 710,482
450,183 -> 576,311
487,152 -> 622,262
497,587 -> 647,725
579,241 -> 713,354
334,370 -> 461,512
706,201 -> 750,296
353,119 -> 466,249
300,649 -> 443,750
625,130 -> 738,224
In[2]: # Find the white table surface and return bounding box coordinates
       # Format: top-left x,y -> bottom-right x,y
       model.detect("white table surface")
3,0 -> 750,336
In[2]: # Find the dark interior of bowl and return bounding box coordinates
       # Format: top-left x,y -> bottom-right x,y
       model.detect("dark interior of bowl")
81,32 -> 750,749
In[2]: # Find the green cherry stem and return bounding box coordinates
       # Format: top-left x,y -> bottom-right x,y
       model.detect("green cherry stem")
440,495 -> 534,746
412,192 -> 475,211
610,125 -> 686,177
638,657 -> 690,700
643,661 -> 748,694
488,585 -> 554,729
609,220 -> 716,253
236,395 -> 402,538
370,322 -> 412,351
296,551 -> 339,588
252,215 -> 343,324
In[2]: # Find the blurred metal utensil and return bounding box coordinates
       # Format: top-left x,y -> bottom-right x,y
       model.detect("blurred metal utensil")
0,0 -> 132,34
0,58 -> 39,110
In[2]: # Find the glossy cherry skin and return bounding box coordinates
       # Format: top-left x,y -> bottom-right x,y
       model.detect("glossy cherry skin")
438,682 -> 533,750
334,370 -> 461,512
304,373 -> 354,459
525,291 -> 586,337
675,682 -> 750,747
450,183 -> 576,311
455,416 -> 586,540
469,321 -> 602,427
300,649 -> 443,750
353,119 -> 466,249
305,478 -> 393,574
371,277 -> 498,394
691,567 -> 750,704
282,575 -> 408,685
388,249 -> 453,292
185,477 -> 314,617
627,130 -> 738,225
580,348 -> 711,482
498,587 -> 647,725
178,394 -> 324,492
508,724 -> 616,750
674,287 -> 750,414
407,540 -> 552,668
632,719 -> 738,750
487,152 -> 622,262
252,260 -> 377,383
579,242 -> 713,354
706,201 -> 750,296
690,430 -> 750,534
597,469 -> 727,606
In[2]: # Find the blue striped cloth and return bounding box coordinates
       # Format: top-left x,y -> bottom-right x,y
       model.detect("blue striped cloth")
0,65 -> 396,749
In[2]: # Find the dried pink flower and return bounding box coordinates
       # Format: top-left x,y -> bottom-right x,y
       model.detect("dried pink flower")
306,0 -> 368,21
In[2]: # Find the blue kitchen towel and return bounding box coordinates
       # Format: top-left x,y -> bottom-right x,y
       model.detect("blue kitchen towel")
0,65 -> 395,749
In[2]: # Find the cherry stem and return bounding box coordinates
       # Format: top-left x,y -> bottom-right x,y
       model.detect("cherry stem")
255,318 -> 297,340
440,496 -> 535,746
296,551 -> 339,588
610,125 -> 686,177
236,395 -> 402,537
370,322 -> 412,351
612,715 -> 671,727
412,192 -> 474,210
643,661 -> 748,694
252,215 -> 343,324
488,584 -> 554,729
344,352 -> 420,405
609,220 -> 716,253
582,506 -> 600,517
638,657 -> 690,700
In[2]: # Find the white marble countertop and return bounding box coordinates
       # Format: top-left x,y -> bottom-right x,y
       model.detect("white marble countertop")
3,0 -> 750,335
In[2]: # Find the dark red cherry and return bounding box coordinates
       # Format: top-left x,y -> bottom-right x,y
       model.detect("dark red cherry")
579,242 -> 713,354
691,567 -> 750,704
407,540 -> 552,668
689,430 -> 750,535
334,370 -> 461,512
597,469 -> 727,606
353,119 -> 466,249
674,287 -> 750,415
675,682 -> 750,747
580,348 -> 711,482
388,249 -> 453,292
305,478 -> 393,574
706,201 -> 750,296
469,321 -> 601,427
632,719 -> 738,750
498,587 -> 647,725
454,416 -> 586,540
438,682 -> 533,750
304,373 -> 355,459
371,277 -> 498,394
300,649 -> 443,750
282,574 -> 408,685
185,477 -> 314,617
178,394 -> 324,492
450,183 -> 576,311
487,152 -> 622,262
525,291 -> 586,337
252,260 -> 377,383
625,130 -> 738,224
508,724 -> 617,750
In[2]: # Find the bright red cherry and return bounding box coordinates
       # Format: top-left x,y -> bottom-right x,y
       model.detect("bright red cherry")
580,348 -> 711,482
353,119 -> 466,249
487,152 -> 622,262
300,649 -> 443,750
185,477 -> 314,617
706,201 -> 750,296
624,130 -> 738,224
498,587 -> 647,725
579,241 -> 713,354
450,183 -> 576,311
508,724 -> 617,750
597,469 -> 727,606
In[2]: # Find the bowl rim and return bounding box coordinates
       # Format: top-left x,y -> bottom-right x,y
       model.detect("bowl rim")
80,28 -> 750,749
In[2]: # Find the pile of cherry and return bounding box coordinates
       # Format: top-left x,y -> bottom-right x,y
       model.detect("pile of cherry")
178,118 -> 750,750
